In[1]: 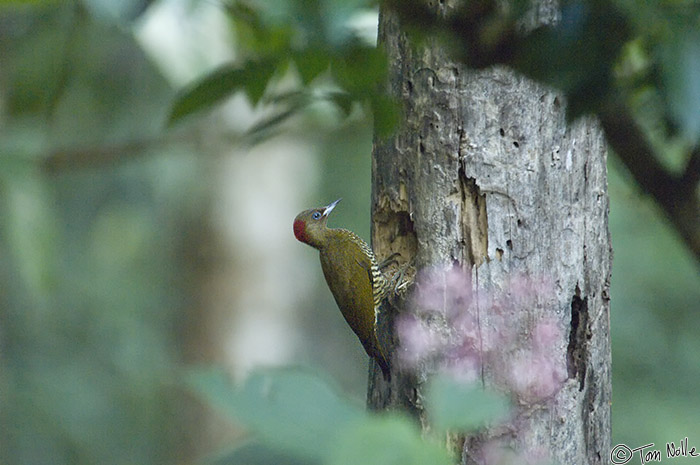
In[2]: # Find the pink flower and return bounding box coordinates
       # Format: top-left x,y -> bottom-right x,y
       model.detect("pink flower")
478,439 -> 551,465
397,266 -> 566,403
508,350 -> 566,402
507,319 -> 566,401
395,314 -> 441,366
532,319 -> 562,352
413,265 -> 474,320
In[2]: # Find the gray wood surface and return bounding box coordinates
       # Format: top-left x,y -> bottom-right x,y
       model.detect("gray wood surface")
368,3 -> 613,464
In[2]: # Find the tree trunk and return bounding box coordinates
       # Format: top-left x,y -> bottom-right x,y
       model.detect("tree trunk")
369,3 -> 612,464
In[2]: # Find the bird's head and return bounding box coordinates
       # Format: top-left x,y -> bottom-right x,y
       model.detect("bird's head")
293,198 -> 341,249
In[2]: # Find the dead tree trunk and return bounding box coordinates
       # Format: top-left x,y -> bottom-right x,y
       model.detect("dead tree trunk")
369,3 -> 613,464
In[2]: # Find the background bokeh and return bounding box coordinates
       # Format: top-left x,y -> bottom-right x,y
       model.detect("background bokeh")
1,1 -> 698,464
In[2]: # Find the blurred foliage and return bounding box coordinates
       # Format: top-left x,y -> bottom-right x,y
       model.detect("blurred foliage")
615,0 -> 700,141
389,0 -> 700,145
609,161 -> 700,460
172,0 -> 700,259
169,0 -> 400,138
0,2 -> 203,464
1,0 -> 699,465
169,0 -> 700,145
188,367 -> 499,465
188,367 -> 366,461
514,0 -> 630,117
426,375 -> 509,433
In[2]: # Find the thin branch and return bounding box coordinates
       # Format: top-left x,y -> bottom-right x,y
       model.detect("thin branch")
42,137 -> 167,173
41,125 -> 224,173
600,102 -> 700,262
681,147 -> 700,189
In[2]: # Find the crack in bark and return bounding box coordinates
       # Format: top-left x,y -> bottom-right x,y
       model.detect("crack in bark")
458,164 -> 489,266
567,285 -> 589,391
373,193 -> 418,265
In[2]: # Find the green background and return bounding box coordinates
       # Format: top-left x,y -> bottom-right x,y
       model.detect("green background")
1,1 -> 698,464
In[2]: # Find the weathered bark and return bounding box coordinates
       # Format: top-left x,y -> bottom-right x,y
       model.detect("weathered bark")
369,3 -> 612,464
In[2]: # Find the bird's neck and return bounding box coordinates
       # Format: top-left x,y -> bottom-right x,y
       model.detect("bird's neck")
305,225 -> 335,250
313,227 -> 354,251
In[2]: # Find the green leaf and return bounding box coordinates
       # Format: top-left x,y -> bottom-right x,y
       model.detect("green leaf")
371,95 -> 401,139
332,45 -> 388,96
187,366 -> 365,461
292,50 -> 331,85
328,91 -> 354,116
426,375 -> 510,433
227,1 -> 294,58
207,441 -> 313,465
168,60 -> 277,125
329,415 -> 452,465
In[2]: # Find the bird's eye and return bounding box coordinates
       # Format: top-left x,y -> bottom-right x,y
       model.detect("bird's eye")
312,211 -> 322,220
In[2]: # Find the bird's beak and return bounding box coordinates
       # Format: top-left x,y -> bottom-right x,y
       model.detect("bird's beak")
323,198 -> 342,217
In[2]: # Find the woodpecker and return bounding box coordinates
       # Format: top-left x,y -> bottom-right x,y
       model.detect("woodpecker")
293,199 -> 391,380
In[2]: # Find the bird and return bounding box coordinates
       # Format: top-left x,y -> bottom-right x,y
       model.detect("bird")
293,199 -> 391,380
